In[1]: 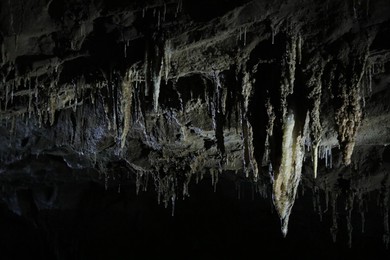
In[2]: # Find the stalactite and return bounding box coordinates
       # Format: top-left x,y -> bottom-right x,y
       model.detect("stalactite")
175,0 -> 183,17
353,0 -> 358,19
144,47 -> 150,97
153,47 -> 164,112
335,86 -> 361,165
334,49 -> 368,166
263,97 -> 275,165
183,172 -> 192,198
280,35 -> 297,117
297,34 -> 303,65
304,54 -> 325,178
270,25 -> 275,45
112,78 -> 119,133
212,72 -> 226,155
240,70 -> 258,179
272,110 -> 309,237
120,68 -> 134,148
164,40 -> 172,84
247,123 -> 258,179
319,145 -> 333,169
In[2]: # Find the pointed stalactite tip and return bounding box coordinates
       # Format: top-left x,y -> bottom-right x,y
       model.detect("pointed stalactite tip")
281,216 -> 290,238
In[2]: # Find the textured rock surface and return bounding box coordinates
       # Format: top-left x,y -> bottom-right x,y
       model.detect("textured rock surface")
1,0 -> 390,248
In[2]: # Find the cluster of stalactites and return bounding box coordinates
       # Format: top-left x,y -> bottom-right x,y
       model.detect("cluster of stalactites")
0,72 -> 86,131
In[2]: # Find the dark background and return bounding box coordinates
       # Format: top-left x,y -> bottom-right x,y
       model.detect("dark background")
0,175 -> 389,260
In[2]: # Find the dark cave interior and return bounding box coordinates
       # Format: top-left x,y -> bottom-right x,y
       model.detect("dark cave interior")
1,0 -> 390,258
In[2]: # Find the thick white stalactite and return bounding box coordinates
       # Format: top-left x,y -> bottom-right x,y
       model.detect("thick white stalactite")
272,110 -> 308,237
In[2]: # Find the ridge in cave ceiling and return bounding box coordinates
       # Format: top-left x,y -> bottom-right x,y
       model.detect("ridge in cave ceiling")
1,0 -> 390,257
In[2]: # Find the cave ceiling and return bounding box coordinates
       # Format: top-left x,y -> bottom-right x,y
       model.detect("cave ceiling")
1,0 -> 390,251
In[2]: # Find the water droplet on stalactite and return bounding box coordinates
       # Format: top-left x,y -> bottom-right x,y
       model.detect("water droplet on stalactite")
272,109 -> 308,237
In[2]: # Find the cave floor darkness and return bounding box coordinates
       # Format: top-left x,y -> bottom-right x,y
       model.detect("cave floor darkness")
1,176 -> 389,260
